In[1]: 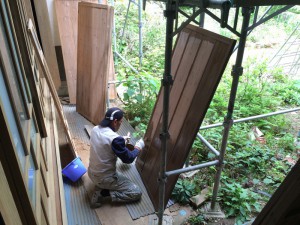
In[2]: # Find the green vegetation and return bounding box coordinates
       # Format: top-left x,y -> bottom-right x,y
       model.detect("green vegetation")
187,214 -> 206,225
114,2 -> 300,224
188,59 -> 299,224
171,179 -> 197,204
219,182 -> 261,224
117,71 -> 160,135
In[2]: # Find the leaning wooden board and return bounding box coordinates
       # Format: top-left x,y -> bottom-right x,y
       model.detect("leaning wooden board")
55,0 -> 116,104
33,0 -> 61,90
252,159 -> 300,224
76,2 -> 113,125
55,0 -> 98,104
136,25 -> 236,210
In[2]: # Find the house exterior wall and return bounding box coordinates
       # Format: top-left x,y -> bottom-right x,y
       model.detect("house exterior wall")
0,0 -> 66,224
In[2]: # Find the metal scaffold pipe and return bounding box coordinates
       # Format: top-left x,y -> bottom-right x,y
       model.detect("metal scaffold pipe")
200,107 -> 300,130
210,6 -> 253,210
113,0 -> 144,72
158,1 -> 175,224
165,160 -> 219,177
138,0 -> 143,66
197,133 -> 220,156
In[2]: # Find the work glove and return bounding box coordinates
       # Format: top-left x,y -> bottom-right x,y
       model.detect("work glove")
123,132 -> 131,144
135,138 -> 145,151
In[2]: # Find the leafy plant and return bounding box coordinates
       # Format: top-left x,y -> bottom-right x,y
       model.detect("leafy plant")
114,2 -> 300,223
219,182 -> 261,225
187,214 -> 206,225
117,71 -> 160,135
172,179 -> 196,204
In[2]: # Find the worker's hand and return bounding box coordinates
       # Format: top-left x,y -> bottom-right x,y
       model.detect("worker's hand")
123,132 -> 131,144
135,138 -> 145,151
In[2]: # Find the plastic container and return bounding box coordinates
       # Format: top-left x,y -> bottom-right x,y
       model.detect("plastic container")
126,143 -> 135,151
62,157 -> 87,182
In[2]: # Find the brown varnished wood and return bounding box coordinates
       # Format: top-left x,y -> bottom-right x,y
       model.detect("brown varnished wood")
252,159 -> 300,225
164,40 -> 234,206
136,25 -> 236,210
140,32 -> 205,197
136,30 -> 191,171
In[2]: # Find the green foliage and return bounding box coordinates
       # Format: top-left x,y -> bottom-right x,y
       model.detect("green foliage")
275,133 -> 296,152
289,6 -> 300,14
272,78 -> 300,106
114,2 -> 165,136
114,2 -> 165,75
187,214 -> 206,225
114,2 -> 300,223
250,6 -> 299,35
172,179 -> 196,204
193,58 -> 299,221
219,182 -> 261,224
117,71 -> 160,135
227,143 -> 271,176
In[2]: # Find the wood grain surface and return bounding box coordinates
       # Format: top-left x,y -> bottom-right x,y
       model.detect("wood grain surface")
136,25 -> 236,210
76,2 -> 113,124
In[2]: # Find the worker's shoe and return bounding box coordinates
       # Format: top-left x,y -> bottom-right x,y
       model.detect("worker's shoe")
90,190 -> 103,209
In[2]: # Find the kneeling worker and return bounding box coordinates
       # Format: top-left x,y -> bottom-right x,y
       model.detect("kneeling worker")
88,107 -> 145,208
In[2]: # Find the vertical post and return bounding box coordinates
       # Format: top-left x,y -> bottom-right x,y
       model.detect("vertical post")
110,0 -> 117,107
199,12 -> 205,28
121,0 -> 131,39
138,0 -> 143,66
111,0 -> 117,56
158,0 -> 175,224
210,7 -> 253,210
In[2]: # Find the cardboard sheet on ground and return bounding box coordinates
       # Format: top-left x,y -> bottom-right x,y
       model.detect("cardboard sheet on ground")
136,24 -> 236,210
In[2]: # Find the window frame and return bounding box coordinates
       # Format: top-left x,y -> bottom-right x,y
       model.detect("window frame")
6,0 -> 47,138
0,47 -> 30,157
0,0 -> 31,116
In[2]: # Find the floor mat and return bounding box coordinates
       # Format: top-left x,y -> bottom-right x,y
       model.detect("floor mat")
117,159 -> 155,219
62,105 -> 156,219
63,178 -> 101,225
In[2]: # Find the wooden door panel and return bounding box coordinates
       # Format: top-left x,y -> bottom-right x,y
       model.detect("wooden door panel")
76,2 -> 113,125
55,0 -> 99,104
136,25 -> 236,210
140,34 -> 207,191
138,29 -> 195,170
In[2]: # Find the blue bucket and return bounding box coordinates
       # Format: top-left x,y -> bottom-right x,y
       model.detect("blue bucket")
62,157 -> 87,182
